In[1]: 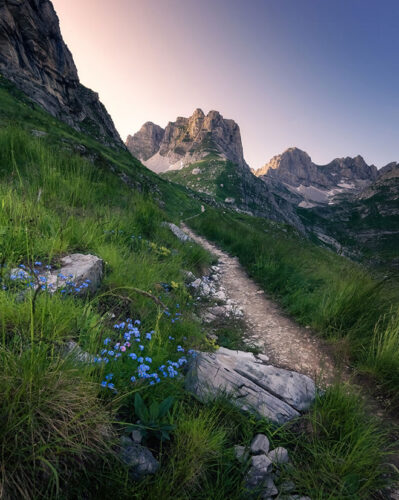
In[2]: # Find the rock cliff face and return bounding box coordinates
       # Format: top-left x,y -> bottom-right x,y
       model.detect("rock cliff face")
126,109 -> 249,173
254,147 -> 378,207
126,122 -> 164,161
0,0 -> 122,146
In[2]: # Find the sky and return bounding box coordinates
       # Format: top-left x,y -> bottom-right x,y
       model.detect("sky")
52,0 -> 399,169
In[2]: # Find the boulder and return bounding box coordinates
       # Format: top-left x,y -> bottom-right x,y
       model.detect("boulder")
47,254 -> 103,294
245,454 -> 273,490
120,441 -> 159,480
268,446 -> 290,465
250,434 -> 270,455
185,347 -> 316,424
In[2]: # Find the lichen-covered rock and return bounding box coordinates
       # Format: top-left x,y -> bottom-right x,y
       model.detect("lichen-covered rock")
185,347 -> 316,424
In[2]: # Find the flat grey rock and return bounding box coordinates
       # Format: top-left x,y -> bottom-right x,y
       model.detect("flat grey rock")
185,347 -> 316,424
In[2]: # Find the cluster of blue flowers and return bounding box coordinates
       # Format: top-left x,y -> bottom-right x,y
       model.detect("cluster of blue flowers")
96,316 -> 196,392
3,262 -> 90,295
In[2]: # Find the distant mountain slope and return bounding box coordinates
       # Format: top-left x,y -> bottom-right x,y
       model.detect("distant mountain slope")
0,0 -> 122,146
253,147 -> 378,207
126,108 -> 249,173
298,163 -> 399,269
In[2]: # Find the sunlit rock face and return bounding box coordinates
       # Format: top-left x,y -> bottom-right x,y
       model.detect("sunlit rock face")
126,108 -> 249,173
0,0 -> 122,146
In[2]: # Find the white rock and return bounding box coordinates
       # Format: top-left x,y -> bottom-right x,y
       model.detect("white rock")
47,254 -> 103,295
214,290 -> 227,301
162,222 -> 192,242
252,454 -> 273,473
185,348 -> 315,424
190,278 -> 202,289
268,446 -> 290,465
251,434 -> 270,455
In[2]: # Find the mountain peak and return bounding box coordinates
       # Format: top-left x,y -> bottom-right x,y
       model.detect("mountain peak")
192,108 -> 205,117
255,148 -> 378,207
127,109 -> 248,173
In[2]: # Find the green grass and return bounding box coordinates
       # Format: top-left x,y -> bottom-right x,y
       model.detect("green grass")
0,78 -> 395,499
189,209 -> 399,398
163,155 -> 243,202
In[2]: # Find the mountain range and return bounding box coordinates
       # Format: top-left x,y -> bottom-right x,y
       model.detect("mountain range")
128,113 -> 399,267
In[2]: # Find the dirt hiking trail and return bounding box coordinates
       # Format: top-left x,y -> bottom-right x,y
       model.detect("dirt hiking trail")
182,224 -> 338,384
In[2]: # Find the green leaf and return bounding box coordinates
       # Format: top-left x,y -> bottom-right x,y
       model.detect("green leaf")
158,396 -> 174,418
134,393 -> 149,422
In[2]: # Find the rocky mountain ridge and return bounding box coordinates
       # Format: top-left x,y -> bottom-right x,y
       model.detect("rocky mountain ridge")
126,108 -> 249,173
253,147 -> 379,207
0,0 -> 122,146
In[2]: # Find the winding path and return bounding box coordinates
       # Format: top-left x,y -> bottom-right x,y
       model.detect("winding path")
182,223 -> 399,498
182,224 -> 337,384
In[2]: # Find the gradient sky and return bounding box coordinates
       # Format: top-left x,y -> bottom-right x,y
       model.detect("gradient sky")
52,0 -> 399,169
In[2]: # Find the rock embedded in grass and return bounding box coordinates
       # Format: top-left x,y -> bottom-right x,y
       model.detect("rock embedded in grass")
234,445 -> 249,463
161,222 -> 192,242
268,446 -> 290,465
120,440 -> 159,480
47,253 -> 103,294
185,347 -> 316,424
250,434 -> 270,455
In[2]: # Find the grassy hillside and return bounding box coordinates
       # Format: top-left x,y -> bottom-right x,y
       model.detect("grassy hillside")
163,154 -> 243,203
0,79 -> 396,499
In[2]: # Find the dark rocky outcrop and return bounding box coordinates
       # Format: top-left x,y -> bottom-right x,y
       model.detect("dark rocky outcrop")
0,0 -> 122,146
126,108 -> 249,173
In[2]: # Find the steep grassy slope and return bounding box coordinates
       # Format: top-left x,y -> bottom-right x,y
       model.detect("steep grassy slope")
162,154 -> 243,202
0,79 -> 395,499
